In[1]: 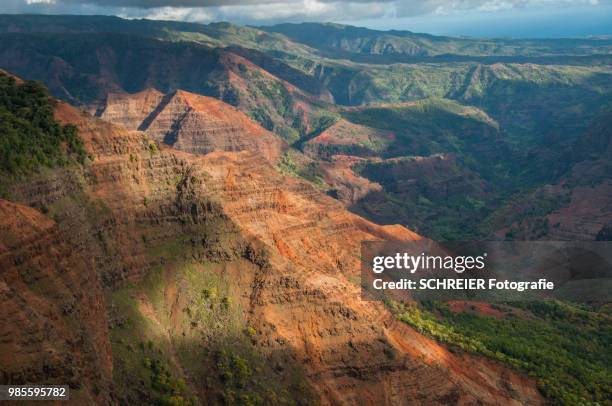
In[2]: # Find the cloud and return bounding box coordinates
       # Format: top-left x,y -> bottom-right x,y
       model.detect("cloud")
206,0 -> 388,24
110,3 -> 387,25
62,0 -> 273,7
125,5 -> 214,21
57,0 -> 396,8
11,0 -> 608,11
57,0 -> 397,7
0,0 -> 609,26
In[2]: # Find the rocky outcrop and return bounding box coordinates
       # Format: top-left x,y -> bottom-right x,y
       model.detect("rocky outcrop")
48,101 -> 251,286
320,155 -> 383,204
92,88 -> 164,130
1,93 -> 543,405
0,200 -> 112,404
90,99 -> 542,404
92,89 -> 286,163
191,150 -> 541,406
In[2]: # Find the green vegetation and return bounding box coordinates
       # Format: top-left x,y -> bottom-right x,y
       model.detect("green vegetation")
110,253 -> 316,406
244,73 -> 302,143
481,188 -> 572,240
351,152 -> 491,240
0,72 -> 85,175
394,301 -> 612,405
276,150 -> 327,189
144,354 -> 195,405
214,346 -> 313,405
342,98 -> 497,157
3,14 -> 611,406
341,94 -> 611,240
110,296 -> 196,406
3,16 -> 612,65
264,22 -> 612,58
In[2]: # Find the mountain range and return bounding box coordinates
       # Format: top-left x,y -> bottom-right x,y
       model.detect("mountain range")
0,14 -> 611,405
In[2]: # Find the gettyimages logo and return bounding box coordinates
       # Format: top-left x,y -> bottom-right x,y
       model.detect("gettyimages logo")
361,241 -> 612,303
372,252 -> 487,274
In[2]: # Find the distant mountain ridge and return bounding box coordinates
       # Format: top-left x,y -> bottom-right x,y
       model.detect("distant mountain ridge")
1,13 -> 611,404
262,22 -> 612,57
2,15 -> 611,60
0,71 -> 548,405
1,14 -> 611,243
0,30 -> 335,143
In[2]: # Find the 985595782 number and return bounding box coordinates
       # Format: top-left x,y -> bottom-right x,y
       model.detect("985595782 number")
0,385 -> 69,400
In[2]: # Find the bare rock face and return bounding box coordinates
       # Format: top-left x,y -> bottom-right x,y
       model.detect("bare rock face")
92,88 -> 164,130
133,107 -> 529,404
92,88 -> 286,163
0,200 -> 112,404
192,150 -> 542,406
1,95 -> 543,405
321,155 -> 384,204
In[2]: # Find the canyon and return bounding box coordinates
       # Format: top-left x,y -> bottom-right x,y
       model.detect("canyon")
90,88 -> 286,162
0,72 -> 543,404
1,14 -> 611,405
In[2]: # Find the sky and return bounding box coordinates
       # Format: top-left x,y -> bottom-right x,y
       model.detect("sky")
1,0 -> 611,38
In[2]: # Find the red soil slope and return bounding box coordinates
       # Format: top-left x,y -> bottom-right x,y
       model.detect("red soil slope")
0,95 -> 543,405
93,88 -> 286,162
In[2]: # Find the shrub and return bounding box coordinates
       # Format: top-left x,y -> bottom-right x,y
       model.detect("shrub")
395,301 -> 612,405
0,73 -> 85,175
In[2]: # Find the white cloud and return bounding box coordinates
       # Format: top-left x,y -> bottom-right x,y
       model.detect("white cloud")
127,5 -> 214,21
1,0 -> 609,27
15,0 -> 610,13
110,0 -> 388,24
215,0 -> 387,23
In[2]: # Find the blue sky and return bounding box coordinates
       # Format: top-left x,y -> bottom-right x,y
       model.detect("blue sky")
1,0 -> 611,38
344,3 -> 612,37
